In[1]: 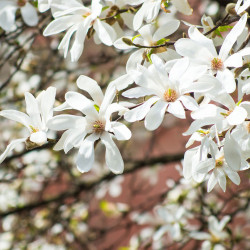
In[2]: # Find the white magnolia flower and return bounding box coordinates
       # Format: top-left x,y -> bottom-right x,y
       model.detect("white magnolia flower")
154,204 -> 188,241
0,0 -> 38,31
194,138 -> 242,192
185,91 -> 250,136
0,87 -> 56,164
190,215 -> 230,250
43,0 -> 116,61
175,14 -> 248,93
114,20 -> 180,71
235,0 -> 250,14
123,55 -> 210,131
48,75 -> 131,174
129,0 -> 192,30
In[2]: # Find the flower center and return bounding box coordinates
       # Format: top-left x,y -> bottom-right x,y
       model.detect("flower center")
29,125 -> 39,133
17,0 -> 26,7
211,58 -> 224,71
163,89 -> 178,102
93,120 -> 105,134
215,156 -> 224,168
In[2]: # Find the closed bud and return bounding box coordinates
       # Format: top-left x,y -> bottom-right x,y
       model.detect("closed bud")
226,3 -> 237,15
122,38 -> 133,46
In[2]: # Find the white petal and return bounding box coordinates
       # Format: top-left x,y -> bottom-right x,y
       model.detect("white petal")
29,131 -> 47,146
219,13 -> 247,61
227,106 -> 247,126
188,26 -> 217,56
172,0 -> 193,15
101,132 -> 124,174
114,37 -> 135,50
169,58 -> 189,82
175,39 -> 213,64
207,172 -> 218,192
76,134 -> 99,173
133,6 -> 144,31
43,16 -> 78,36
0,138 -> 26,164
109,74 -> 134,91
65,91 -> 97,116
76,75 -> 103,105
111,122 -> 131,141
224,131 -> 242,171
47,115 -> 85,130
21,3 -> 38,26
0,5 -> 17,31
94,19 -> 116,46
145,100 -> 168,131
224,53 -> 242,68
40,87 -> 56,125
124,96 -> 159,122
25,92 -> 42,129
0,110 -> 31,129
224,167 -> 240,185
153,20 -> 180,41
123,87 -> 154,98
179,96 -> 199,111
167,101 -> 185,119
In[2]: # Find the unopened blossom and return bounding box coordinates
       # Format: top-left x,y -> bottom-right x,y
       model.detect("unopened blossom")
43,0 -> 116,61
0,87 -> 56,164
0,0 -> 38,31
48,75 -> 131,174
190,215 -> 230,250
175,14 -> 248,93
123,55 -> 210,131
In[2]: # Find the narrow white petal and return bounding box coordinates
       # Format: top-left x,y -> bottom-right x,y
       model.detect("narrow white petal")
145,100 -> 168,131
172,0 -> 193,15
226,106 -> 247,126
111,122 -> 131,141
219,13 -> 247,61
76,134 -> 99,173
0,138 -> 26,164
94,19 -> 116,46
167,101 -> 185,119
47,115 -> 85,131
207,172 -> 218,192
0,110 -> 31,129
224,131 -> 242,171
124,96 -> 159,122
76,75 -> 103,105
101,132 -> 124,174
179,96 -> 198,111
153,20 -> 180,41
21,3 -> 38,26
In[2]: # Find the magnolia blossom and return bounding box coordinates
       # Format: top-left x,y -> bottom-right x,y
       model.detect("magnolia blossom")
0,87 -> 56,164
48,75 -> 131,174
154,204 -> 188,241
175,14 -> 248,93
185,92 -> 250,135
0,0 -> 38,31
43,0 -> 116,61
190,216 -> 230,250
114,20 -> 180,71
123,55 -> 211,130
129,0 -> 192,30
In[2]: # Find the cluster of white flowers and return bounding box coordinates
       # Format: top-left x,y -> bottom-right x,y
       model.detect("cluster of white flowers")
0,0 -> 249,198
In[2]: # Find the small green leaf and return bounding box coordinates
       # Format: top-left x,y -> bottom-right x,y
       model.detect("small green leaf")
156,38 -> 170,45
132,34 -> 141,42
102,6 -> 109,12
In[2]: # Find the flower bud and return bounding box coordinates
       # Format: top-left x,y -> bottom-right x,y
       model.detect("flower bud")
122,38 -> 133,46
226,3 -> 237,15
